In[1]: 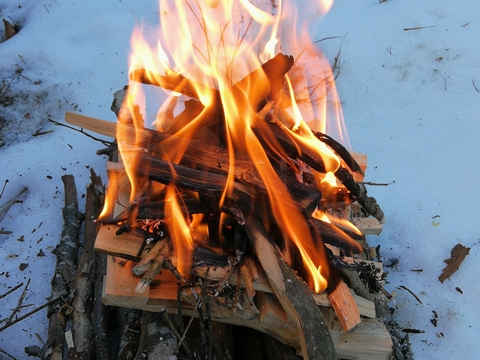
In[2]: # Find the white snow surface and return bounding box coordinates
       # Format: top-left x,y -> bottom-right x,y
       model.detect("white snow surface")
1,0 -> 479,359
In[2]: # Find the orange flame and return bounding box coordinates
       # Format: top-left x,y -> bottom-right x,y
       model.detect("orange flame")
103,0 -> 354,293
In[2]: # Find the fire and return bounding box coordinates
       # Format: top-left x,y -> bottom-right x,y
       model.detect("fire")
103,0 -> 357,293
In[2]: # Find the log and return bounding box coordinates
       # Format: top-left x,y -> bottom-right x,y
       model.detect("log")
133,311 -> 177,360
41,175 -> 83,360
134,151 -> 321,219
71,170 -> 103,359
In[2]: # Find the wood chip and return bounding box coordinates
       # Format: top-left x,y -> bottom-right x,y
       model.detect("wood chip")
439,244 -> 470,283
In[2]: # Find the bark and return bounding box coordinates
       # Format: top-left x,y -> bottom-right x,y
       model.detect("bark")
42,175 -> 83,360
71,171 -> 103,359
134,311 -> 177,360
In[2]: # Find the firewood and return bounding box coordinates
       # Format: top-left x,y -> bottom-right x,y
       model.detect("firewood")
135,249 -> 170,293
327,278 -> 361,333
134,311 -> 177,360
71,170 -> 103,359
240,258 -> 256,301
101,251 -> 392,360
439,243 -> 470,283
135,151 -> 321,219
132,238 -> 169,276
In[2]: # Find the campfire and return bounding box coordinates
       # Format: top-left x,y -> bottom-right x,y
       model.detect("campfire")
66,0 -> 392,358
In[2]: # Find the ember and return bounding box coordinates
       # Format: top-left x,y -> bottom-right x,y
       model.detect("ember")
66,0 -> 392,358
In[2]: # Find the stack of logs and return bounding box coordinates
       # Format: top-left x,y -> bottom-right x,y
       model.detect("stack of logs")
64,52 -> 393,360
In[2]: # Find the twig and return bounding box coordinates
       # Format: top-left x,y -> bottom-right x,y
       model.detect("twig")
0,296 -> 62,332
472,79 -> 480,93
0,347 -> 16,360
403,25 -> 438,31
359,181 -> 394,186
398,285 -> 423,304
0,179 -> 8,199
1,279 -> 31,329
0,282 -> 23,299
32,129 -> 55,137
0,186 -> 28,223
48,118 -> 115,147
161,311 -> 192,357
332,32 -> 347,80
174,294 -> 202,354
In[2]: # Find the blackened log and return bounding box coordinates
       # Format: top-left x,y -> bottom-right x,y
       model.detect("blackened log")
135,152 -> 321,219
309,217 -> 364,255
262,109 -> 363,175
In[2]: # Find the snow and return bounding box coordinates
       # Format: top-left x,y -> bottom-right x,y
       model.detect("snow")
1,0 -> 479,358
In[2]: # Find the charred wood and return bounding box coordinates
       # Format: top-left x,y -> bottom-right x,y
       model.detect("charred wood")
134,152 -> 321,220
334,167 -> 385,223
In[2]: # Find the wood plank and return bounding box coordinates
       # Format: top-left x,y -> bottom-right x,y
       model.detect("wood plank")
327,279 -> 361,333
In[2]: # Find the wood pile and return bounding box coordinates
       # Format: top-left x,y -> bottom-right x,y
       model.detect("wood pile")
63,52 -> 394,359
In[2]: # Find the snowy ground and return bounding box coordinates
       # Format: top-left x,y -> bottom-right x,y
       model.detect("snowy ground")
1,0 -> 479,359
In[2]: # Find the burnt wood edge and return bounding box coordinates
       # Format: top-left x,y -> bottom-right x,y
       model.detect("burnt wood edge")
334,167 -> 385,224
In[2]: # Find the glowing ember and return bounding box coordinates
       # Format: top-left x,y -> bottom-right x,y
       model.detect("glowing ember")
102,0 -> 363,293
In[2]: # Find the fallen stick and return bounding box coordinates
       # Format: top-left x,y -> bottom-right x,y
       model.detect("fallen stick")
40,175 -> 83,360
71,170 -> 103,359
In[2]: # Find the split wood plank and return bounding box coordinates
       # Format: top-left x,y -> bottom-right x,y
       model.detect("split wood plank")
327,279 -> 361,333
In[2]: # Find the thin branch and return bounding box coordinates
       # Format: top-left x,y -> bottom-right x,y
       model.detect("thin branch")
0,296 -> 62,332
472,79 -> 480,93
0,282 -> 23,299
398,285 -> 423,304
0,186 -> 27,223
48,118 -> 115,146
403,25 -> 438,31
